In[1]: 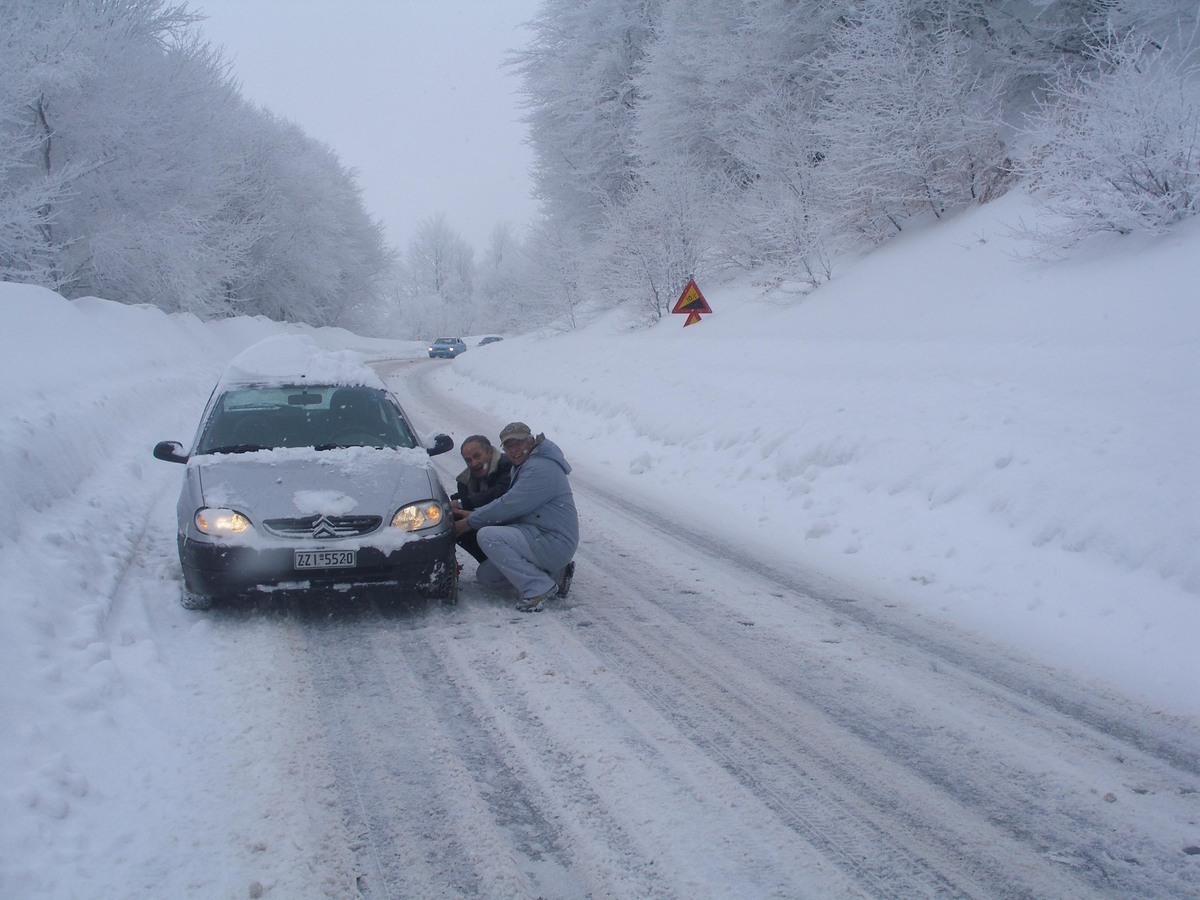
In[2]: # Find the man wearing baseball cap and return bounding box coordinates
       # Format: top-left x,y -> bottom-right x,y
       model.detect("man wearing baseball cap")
453,422 -> 578,611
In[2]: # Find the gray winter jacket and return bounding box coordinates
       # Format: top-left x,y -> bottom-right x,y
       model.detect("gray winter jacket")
467,437 -> 579,572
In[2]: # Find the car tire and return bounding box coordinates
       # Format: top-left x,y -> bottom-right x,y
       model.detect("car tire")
425,567 -> 459,605
180,586 -> 215,610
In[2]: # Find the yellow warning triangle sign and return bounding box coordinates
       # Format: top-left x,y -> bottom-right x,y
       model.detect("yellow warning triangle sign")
672,279 -> 712,315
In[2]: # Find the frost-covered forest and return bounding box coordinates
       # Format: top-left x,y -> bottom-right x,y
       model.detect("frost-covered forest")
3,0 -> 1199,335
513,0 -> 1200,325
0,0 -> 391,328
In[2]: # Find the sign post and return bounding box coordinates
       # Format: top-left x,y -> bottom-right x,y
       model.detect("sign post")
671,277 -> 713,327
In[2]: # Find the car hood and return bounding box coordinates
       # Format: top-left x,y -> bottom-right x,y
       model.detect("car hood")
193,446 -> 438,519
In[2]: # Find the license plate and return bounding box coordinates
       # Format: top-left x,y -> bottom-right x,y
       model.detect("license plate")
294,549 -> 356,570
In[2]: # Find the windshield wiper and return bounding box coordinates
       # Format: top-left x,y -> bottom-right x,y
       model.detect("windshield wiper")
314,441 -> 395,450
203,443 -> 271,455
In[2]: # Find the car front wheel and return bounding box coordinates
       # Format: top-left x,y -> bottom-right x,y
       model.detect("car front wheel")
424,566 -> 459,605
180,586 -> 215,610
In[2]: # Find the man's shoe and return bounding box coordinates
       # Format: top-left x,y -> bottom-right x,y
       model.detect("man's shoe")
516,589 -> 556,613
556,561 -> 575,598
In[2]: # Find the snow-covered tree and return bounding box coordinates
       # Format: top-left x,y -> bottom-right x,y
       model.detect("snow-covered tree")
224,112 -> 390,325
1,0 -> 389,325
634,0 -> 840,191
474,222 -> 525,331
630,0 -> 845,284
598,154 -> 724,320
1021,25 -> 1200,245
633,0 -> 751,189
508,0 -> 1200,327
725,83 -> 837,286
817,1 -> 1009,239
521,219 -> 592,330
0,100 -> 79,288
511,0 -> 660,234
1,1 -> 241,307
404,214 -> 475,331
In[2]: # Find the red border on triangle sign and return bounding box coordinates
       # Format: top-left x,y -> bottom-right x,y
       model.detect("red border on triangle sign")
682,311 -> 703,326
672,278 -> 712,315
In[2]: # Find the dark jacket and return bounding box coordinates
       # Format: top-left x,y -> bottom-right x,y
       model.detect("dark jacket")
452,446 -> 512,511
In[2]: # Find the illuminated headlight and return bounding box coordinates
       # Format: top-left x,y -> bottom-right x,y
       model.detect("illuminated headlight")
391,501 -> 445,532
195,508 -> 251,535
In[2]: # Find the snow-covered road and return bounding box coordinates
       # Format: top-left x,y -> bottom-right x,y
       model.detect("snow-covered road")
5,344 -> 1198,897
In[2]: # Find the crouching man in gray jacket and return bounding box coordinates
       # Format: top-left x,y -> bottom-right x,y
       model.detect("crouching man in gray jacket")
453,421 -> 578,612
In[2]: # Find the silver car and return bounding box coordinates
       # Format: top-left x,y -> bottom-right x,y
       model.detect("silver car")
153,337 -> 457,609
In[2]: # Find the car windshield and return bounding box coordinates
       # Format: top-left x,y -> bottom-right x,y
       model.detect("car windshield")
195,385 -> 418,454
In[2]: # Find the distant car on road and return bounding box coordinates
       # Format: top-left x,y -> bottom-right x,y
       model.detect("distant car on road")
428,337 -> 467,358
153,336 -> 458,609
478,336 -> 503,346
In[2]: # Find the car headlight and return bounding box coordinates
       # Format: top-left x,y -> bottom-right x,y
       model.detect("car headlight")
391,501 -> 445,532
195,508 -> 251,535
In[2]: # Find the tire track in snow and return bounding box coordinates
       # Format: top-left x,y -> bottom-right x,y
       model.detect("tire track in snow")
562,487 -> 1200,898
582,477 -> 1200,781
303,611 -> 494,898
557,529 -> 1062,898
384,614 -> 671,898
302,607 -> 664,898
423,603 -> 858,898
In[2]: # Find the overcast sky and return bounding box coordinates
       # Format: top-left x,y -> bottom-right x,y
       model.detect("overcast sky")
192,0 -> 542,254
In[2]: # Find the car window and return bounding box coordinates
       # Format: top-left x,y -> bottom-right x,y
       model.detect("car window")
196,385 -> 418,453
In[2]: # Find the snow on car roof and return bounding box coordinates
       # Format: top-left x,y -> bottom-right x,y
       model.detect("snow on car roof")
219,335 -> 386,390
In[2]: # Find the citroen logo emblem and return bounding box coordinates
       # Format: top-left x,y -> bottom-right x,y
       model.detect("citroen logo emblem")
311,516 -> 337,539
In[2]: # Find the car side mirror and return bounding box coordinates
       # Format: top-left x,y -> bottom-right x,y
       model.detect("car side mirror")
153,440 -> 188,464
426,433 -> 454,457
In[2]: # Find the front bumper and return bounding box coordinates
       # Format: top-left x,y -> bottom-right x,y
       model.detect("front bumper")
179,530 -> 456,598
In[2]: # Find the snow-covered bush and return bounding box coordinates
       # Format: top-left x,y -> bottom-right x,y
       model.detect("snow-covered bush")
1022,27 -> 1200,244
723,85 -> 836,287
519,220 -> 594,331
598,156 -> 725,320
817,1 -> 1009,239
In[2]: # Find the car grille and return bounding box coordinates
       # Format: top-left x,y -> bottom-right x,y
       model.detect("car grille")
262,514 -> 383,539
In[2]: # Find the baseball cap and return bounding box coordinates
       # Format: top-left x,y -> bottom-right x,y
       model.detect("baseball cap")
499,422 -> 534,444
